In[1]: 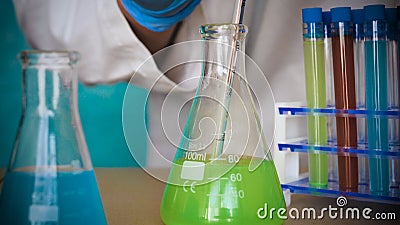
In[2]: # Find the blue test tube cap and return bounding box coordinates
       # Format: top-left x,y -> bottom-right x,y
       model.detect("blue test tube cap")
322,11 -> 331,25
385,8 -> 397,23
351,9 -> 364,24
322,11 -> 331,37
302,8 -> 322,23
397,6 -> 400,21
331,7 -> 351,23
386,8 -> 397,40
364,4 -> 385,21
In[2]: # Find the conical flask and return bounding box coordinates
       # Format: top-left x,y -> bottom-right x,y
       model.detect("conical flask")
0,51 -> 107,225
160,24 -> 286,225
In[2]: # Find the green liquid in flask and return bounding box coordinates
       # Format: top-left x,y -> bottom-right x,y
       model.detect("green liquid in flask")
160,157 -> 286,225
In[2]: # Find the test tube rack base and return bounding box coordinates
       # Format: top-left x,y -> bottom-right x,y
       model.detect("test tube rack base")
273,102 -> 400,205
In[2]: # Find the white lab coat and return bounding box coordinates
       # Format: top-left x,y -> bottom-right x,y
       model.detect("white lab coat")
13,0 -> 398,168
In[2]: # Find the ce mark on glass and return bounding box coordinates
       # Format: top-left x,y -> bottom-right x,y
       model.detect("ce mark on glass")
180,161 -> 205,193
182,180 -> 197,193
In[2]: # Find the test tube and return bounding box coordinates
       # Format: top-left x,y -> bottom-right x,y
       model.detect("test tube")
352,9 -> 369,186
364,5 -> 390,194
302,8 -> 329,188
323,11 -> 335,110
398,6 -> 400,112
323,11 -> 338,182
386,8 -> 400,188
395,5 -> 400,189
353,9 -> 367,145
331,7 -> 358,192
398,7 -> 400,108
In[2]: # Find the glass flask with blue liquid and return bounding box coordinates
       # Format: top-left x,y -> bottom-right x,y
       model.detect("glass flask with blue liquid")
0,51 -> 107,225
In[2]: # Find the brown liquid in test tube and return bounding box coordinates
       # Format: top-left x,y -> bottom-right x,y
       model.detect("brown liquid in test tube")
332,34 -> 359,191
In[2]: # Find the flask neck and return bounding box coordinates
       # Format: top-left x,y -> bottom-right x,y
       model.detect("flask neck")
200,23 -> 247,41
199,24 -> 247,81
11,51 -> 92,171
20,51 -> 79,118
23,67 -> 74,116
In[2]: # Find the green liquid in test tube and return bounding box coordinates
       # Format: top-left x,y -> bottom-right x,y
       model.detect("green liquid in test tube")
302,8 -> 329,187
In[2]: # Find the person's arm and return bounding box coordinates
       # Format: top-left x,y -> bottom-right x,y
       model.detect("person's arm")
116,0 -> 179,54
13,0 -> 162,86
13,0 -> 200,91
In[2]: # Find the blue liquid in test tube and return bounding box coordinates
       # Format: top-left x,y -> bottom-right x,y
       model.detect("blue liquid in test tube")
364,5 -> 390,194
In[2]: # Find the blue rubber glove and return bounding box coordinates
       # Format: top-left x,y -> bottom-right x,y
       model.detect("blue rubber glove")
120,0 -> 201,32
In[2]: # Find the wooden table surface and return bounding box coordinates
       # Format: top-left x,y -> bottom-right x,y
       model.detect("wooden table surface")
95,168 -> 400,225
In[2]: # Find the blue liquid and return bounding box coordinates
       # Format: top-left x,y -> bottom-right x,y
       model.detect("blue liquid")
0,170 -> 107,225
365,40 -> 390,193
